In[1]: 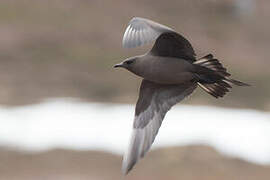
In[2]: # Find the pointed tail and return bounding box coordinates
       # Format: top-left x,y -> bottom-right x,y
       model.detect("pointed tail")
193,54 -> 250,98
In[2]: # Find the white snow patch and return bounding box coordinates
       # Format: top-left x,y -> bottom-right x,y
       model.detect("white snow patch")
0,98 -> 269,165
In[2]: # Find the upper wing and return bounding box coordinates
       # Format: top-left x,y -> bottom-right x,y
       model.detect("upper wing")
122,17 -> 173,48
122,80 -> 197,174
150,32 -> 196,61
122,17 -> 196,62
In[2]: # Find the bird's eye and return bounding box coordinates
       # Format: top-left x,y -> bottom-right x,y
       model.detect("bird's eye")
126,60 -> 133,65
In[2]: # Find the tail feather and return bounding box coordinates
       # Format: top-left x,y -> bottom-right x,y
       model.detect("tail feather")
198,82 -> 227,98
194,54 -> 250,98
225,78 -> 250,86
194,54 -> 231,77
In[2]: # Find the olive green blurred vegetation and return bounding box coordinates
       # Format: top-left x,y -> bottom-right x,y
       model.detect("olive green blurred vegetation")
0,0 -> 269,110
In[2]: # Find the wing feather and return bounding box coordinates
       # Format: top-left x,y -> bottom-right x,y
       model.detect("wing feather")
122,17 -> 196,61
122,80 -> 197,174
122,17 -> 173,48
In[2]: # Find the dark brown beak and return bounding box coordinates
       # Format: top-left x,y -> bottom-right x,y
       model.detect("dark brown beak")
113,63 -> 124,68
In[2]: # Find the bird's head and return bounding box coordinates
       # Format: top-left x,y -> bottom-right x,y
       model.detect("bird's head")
114,56 -> 138,71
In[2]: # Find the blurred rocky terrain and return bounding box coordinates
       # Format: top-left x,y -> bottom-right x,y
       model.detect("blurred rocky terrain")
1,1 -> 269,179
1,145 -> 270,180
0,0 -> 269,110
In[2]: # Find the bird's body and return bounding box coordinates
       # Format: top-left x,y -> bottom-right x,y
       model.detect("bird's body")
114,17 -> 249,174
128,54 -> 194,84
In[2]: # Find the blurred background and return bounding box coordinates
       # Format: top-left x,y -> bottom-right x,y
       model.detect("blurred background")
0,0 -> 270,179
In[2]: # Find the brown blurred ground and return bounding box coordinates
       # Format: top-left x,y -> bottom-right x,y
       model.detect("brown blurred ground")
0,1 -> 269,179
1,145 -> 269,180
0,0 -> 269,110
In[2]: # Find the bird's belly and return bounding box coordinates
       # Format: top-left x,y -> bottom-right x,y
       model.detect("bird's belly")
133,56 -> 195,84
142,69 -> 194,85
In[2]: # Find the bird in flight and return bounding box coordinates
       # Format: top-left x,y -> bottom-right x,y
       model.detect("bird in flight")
114,17 -> 249,174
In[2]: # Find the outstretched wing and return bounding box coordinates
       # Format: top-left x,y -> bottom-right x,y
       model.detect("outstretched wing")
122,17 -> 173,48
122,17 -> 196,62
150,32 -> 196,61
122,80 -> 197,174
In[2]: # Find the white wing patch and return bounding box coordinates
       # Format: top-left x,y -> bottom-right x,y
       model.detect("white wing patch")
122,17 -> 174,48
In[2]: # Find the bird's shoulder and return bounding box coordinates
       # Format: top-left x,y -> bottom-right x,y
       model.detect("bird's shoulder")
142,54 -> 194,67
